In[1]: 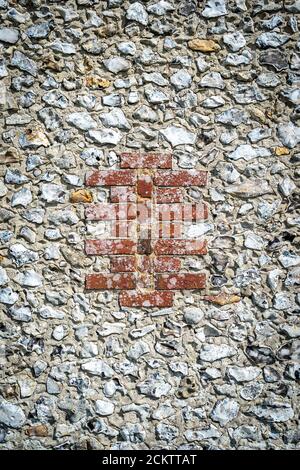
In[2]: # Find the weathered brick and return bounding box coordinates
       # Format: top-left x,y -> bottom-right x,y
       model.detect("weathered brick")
156,273 -> 206,290
85,203 -> 136,221
156,187 -> 184,203
154,170 -> 207,187
86,170 -> 136,187
157,203 -> 208,221
154,256 -> 181,272
137,175 -> 153,198
158,222 -> 183,239
119,291 -> 174,307
154,239 -> 207,255
86,273 -> 136,290
110,221 -> 136,238
111,187 -> 136,202
120,152 -> 172,169
85,239 -> 136,255
111,256 -> 136,272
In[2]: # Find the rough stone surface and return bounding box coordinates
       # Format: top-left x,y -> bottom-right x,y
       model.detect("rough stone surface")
0,0 -> 299,452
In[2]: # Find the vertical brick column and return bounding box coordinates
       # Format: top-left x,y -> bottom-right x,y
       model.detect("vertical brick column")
84,153 -> 208,308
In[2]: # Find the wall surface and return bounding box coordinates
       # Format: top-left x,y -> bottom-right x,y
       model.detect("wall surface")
0,0 -> 300,450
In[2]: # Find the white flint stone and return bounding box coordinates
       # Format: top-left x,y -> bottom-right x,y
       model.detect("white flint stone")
228,144 -> 271,161
223,31 -> 246,51
100,108 -> 131,130
81,360 -> 114,378
211,398 -> 240,426
0,401 -> 26,429
0,287 -> 18,305
126,2 -> 148,25
160,125 -> 196,147
202,0 -> 227,18
199,344 -> 237,362
95,399 -> 115,416
11,188 -> 32,207
0,267 -> 8,286
15,270 -> 43,287
103,57 -> 130,74
66,112 -> 97,131
87,129 -> 122,145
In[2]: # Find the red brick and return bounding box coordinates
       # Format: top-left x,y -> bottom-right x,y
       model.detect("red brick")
85,203 -> 136,221
111,256 -> 136,272
111,187 -> 136,202
154,239 -> 207,255
154,170 -> 207,187
137,175 -> 153,198
110,221 -> 136,238
154,257 -> 181,272
156,273 -> 206,290
157,203 -> 208,221
158,222 -> 183,239
86,273 -> 136,290
85,239 -> 136,255
119,291 -> 174,307
86,170 -> 136,187
120,152 -> 172,169
156,187 -> 184,203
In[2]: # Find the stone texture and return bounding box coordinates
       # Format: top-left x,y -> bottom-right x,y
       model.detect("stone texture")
0,0 -> 298,452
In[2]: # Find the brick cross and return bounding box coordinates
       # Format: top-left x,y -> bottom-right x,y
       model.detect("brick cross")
84,152 -> 208,308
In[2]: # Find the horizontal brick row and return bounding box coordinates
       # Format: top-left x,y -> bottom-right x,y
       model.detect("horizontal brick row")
110,256 -> 181,273
156,187 -> 184,203
86,169 -> 207,187
119,291 -> 174,307
86,273 -> 206,290
120,152 -> 172,169
86,273 -> 136,290
154,170 -> 207,187
156,273 -> 206,290
85,203 -> 208,221
85,239 -> 207,255
86,170 -> 136,186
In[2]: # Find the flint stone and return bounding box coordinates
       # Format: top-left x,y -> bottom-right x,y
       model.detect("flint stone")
0,401 -> 26,429
50,40 -> 76,54
11,51 -> 37,76
183,307 -> 204,325
277,122 -> 300,149
199,344 -> 237,362
66,112 -> 97,131
227,366 -> 261,383
100,108 -> 131,130
216,108 -> 247,126
211,398 -> 239,426
0,287 -> 18,305
259,50 -> 288,71
249,401 -> 294,422
103,57 -> 130,74
202,0 -> 227,18
223,31 -> 246,52
87,129 -> 122,145
200,72 -> 225,89
11,188 -> 32,207
81,360 -> 114,378
0,27 -> 19,44
26,22 -> 50,39
39,307 -> 64,319
160,125 -> 196,147
228,144 -> 270,161
256,32 -> 290,49
126,2 -> 148,25
9,306 -> 32,322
